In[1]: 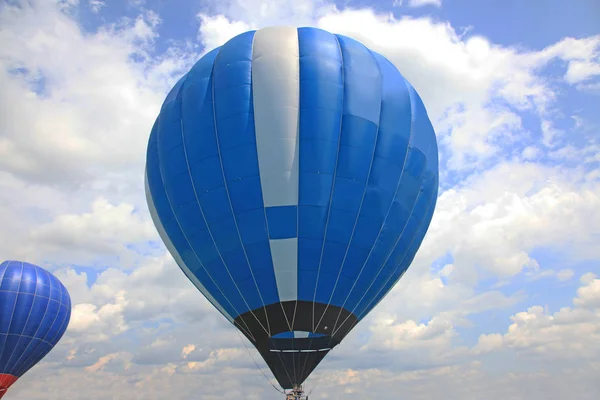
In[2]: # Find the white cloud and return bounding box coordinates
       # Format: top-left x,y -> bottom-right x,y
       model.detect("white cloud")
69,291 -> 129,342
84,352 -> 131,373
181,344 -> 196,359
196,14 -> 251,51
522,145 -> 542,160
575,273 -> 600,309
556,269 -> 575,282
415,161 -> 600,284
565,60 -> 600,84
0,1 -> 191,186
27,197 -> 158,268
539,35 -> 600,84
406,0 -> 442,8
525,268 -> 575,282
89,0 -> 106,13
540,119 -> 563,147
362,315 -> 460,364
474,273 -> 600,360
58,0 -> 80,9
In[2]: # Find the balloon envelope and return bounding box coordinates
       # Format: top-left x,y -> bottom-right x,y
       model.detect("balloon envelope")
0,261 -> 71,397
145,26 -> 438,389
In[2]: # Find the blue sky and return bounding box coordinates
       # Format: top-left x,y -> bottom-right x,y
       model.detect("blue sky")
75,0 -> 600,51
0,0 -> 599,399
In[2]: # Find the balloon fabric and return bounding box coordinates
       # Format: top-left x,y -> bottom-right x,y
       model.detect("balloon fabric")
0,261 -> 71,398
145,26 -> 439,389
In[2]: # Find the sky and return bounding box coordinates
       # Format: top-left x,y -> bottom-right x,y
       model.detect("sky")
0,0 -> 599,399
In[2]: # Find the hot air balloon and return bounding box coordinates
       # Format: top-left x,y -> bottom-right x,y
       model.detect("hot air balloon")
0,261 -> 71,398
145,26 -> 438,398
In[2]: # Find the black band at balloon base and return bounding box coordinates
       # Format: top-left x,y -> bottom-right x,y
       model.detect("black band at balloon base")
233,301 -> 358,389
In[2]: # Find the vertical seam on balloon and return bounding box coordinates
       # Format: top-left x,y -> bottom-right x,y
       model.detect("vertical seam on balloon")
327,55 -> 403,336
214,34 -> 271,336
331,75 -> 417,336
10,267 -> 52,378
46,294 -> 71,366
145,63 -> 239,326
15,268 -> 64,377
310,33 -> 345,331
354,132 -> 436,320
146,87 -> 226,325
331,80 -> 426,336
37,283 -> 70,371
290,299 -> 299,384
354,131 -> 438,321
153,140 -> 256,339
208,34 -> 275,337
14,289 -> 63,375
340,185 -> 438,335
145,171 -> 236,326
291,27 -> 301,386
0,261 -> 24,384
300,32 -> 346,384
152,72 -> 257,341
316,47 -> 384,338
295,28 -> 303,386
2,264 -> 40,375
176,87 -> 264,340
48,283 -> 70,344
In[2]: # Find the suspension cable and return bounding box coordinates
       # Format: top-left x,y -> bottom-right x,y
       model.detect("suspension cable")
236,330 -> 286,395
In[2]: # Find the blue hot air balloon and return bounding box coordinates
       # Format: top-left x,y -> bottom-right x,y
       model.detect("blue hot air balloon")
0,261 -> 71,398
145,26 -> 438,395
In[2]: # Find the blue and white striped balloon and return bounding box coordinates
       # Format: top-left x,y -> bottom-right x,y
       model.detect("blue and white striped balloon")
145,26 -> 438,389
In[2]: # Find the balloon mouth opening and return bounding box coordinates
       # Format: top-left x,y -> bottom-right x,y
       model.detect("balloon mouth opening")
267,330 -> 335,354
270,330 -> 327,340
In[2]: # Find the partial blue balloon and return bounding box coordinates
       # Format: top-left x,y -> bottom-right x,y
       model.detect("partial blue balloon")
0,261 -> 71,397
145,26 -> 438,389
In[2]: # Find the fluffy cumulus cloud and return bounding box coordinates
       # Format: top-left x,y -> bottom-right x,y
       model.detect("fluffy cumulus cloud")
0,5 -> 157,186
474,274 -> 600,365
0,0 -> 599,399
393,0 -> 443,8
419,161 -> 600,283
28,198 -> 158,267
88,0 -> 105,14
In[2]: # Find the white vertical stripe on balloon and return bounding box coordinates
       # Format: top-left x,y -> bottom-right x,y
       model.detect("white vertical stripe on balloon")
252,26 -> 300,302
269,238 -> 298,301
252,26 -> 300,207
